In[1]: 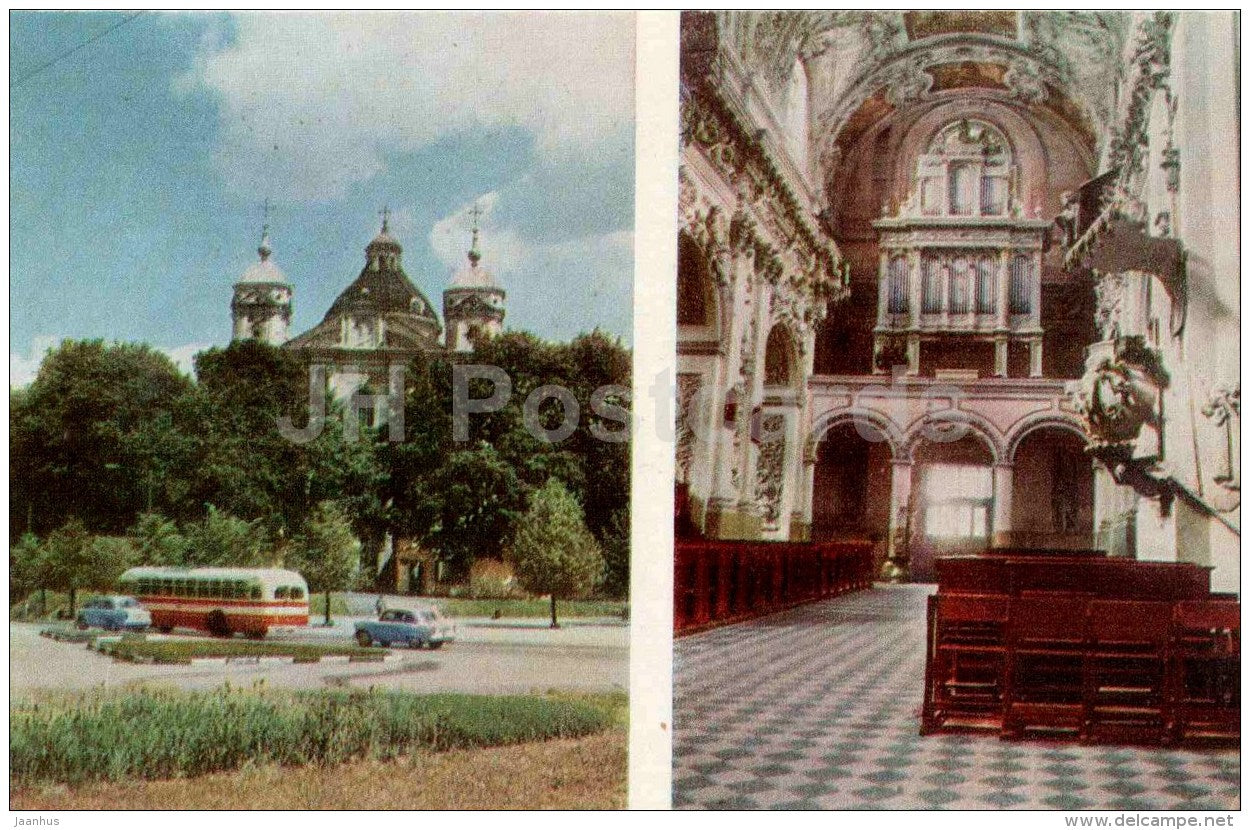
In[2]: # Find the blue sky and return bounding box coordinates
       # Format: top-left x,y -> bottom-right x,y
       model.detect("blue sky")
10,11 -> 635,385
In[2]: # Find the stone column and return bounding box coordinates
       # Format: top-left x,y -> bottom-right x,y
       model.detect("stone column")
882,459 -> 914,581
907,334 -> 921,376
910,251 -> 925,326
992,462 -> 1014,547
1028,337 -> 1043,377
876,250 -> 890,327
997,249 -> 1011,328
794,452 -> 816,542
994,337 -> 1009,377
1030,250 -> 1043,329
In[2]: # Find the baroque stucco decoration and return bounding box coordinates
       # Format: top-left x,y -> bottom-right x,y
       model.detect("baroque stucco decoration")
1069,337 -> 1166,454
680,87 -> 850,328
1202,383 -> 1241,512
755,413 -> 788,528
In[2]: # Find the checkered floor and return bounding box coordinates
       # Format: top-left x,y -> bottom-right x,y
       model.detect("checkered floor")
673,584 -> 1241,810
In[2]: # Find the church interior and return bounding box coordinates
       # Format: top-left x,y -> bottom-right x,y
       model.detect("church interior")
674,11 -> 1239,810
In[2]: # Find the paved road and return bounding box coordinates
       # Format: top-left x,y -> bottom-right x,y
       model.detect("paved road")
10,620 -> 627,696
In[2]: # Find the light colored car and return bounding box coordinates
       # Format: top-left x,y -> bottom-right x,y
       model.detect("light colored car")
76,596 -> 151,632
354,607 -> 456,649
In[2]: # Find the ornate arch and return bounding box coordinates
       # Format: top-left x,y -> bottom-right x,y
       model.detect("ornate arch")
1005,412 -> 1088,463
806,408 -> 904,462
902,409 -> 1005,465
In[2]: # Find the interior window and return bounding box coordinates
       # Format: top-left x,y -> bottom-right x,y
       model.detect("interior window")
923,463 -> 993,539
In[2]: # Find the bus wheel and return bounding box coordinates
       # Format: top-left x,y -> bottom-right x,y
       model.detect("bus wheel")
156,626 -> 173,634
206,610 -> 231,638
246,630 -> 265,641
355,630 -> 373,647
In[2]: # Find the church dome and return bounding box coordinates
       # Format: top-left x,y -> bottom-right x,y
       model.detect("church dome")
324,215 -> 439,322
236,228 -> 289,285
451,261 -> 499,289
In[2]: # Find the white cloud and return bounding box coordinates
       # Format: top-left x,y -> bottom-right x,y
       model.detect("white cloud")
181,12 -> 635,201
10,335 -> 59,388
159,343 -> 213,377
429,192 -> 531,276
429,193 -> 631,282
428,195 -> 633,341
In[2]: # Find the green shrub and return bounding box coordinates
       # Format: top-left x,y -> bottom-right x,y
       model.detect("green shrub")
10,688 -> 612,786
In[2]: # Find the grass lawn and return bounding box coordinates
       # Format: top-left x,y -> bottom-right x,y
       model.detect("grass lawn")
12,688 -> 615,787
10,689 -> 625,809
10,730 -> 626,809
95,636 -> 387,664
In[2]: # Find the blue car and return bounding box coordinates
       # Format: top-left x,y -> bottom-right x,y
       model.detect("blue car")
76,596 -> 151,632
354,607 -> 456,649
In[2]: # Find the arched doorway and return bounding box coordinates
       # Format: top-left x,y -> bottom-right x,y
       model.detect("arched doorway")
811,420 -> 895,573
909,433 -> 996,581
1010,426 -> 1094,549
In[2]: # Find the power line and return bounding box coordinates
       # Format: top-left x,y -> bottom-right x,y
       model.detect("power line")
11,11 -> 146,91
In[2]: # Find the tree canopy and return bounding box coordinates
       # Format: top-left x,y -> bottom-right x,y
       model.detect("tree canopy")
509,479 -> 605,627
11,331 -> 631,598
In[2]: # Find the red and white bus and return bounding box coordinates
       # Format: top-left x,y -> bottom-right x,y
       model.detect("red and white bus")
118,567 -> 310,638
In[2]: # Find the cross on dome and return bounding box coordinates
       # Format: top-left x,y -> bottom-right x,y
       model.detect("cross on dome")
467,202 -> 484,266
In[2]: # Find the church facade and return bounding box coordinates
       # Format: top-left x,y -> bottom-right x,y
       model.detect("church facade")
231,211 -> 505,405
230,212 -> 506,591
677,12 -> 1239,590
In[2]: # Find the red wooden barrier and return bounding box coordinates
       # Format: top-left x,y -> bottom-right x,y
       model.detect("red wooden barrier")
674,539 -> 873,633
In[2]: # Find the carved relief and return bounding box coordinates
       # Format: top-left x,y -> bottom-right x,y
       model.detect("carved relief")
1093,272 -> 1127,341
1004,59 -> 1047,105
675,373 -> 703,485
883,60 -> 933,108
1071,341 -> 1164,450
1202,383 -> 1241,511
755,413 -> 787,528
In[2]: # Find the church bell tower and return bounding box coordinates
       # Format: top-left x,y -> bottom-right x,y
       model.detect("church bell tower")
231,213 -> 292,346
443,206 -> 506,352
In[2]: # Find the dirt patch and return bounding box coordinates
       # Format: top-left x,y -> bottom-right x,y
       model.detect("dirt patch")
11,730 -> 626,810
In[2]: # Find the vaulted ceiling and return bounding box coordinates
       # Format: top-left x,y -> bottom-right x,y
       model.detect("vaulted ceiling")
712,11 -> 1132,192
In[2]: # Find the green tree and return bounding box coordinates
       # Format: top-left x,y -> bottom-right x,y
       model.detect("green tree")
509,479 -> 605,628
10,340 -> 192,538
187,341 -> 384,539
598,507 -> 630,599
129,511 -> 190,566
184,506 -> 272,567
40,520 -> 134,616
9,532 -> 42,607
382,335 -> 630,583
287,501 -> 360,625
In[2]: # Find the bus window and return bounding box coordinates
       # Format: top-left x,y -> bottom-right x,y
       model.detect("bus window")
209,580 -> 223,598
175,579 -> 188,597
251,585 -> 262,600
275,587 -> 288,600
289,587 -> 305,600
